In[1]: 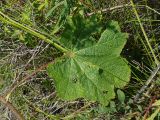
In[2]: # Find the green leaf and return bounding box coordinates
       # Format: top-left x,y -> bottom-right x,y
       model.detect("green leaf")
50,0 -> 70,34
45,1 -> 65,18
59,14 -> 102,49
47,20 -> 130,105
117,89 -> 125,104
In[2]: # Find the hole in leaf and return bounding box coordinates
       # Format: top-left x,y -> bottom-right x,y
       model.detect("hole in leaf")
72,77 -> 78,83
103,91 -> 108,94
99,68 -> 103,75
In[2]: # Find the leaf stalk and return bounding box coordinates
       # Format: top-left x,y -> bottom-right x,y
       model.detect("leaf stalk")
0,11 -> 68,53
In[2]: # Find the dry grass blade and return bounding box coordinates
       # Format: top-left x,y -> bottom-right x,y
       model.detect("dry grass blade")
0,96 -> 25,120
4,61 -> 54,100
134,64 -> 160,103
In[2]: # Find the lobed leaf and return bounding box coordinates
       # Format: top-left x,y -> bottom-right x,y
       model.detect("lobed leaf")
47,19 -> 131,105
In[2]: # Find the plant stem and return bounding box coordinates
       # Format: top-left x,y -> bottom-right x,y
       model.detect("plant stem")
130,0 -> 159,65
0,96 -> 25,120
0,11 -> 68,53
133,64 -> 160,103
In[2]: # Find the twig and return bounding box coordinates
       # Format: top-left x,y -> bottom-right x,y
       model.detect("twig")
87,4 -> 130,16
87,3 -> 160,18
3,61 -> 54,100
133,64 -> 160,103
143,95 -> 156,120
0,95 -> 25,120
13,41 -> 43,85
39,92 -> 56,103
